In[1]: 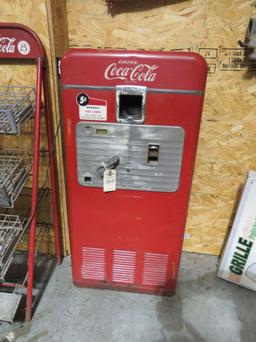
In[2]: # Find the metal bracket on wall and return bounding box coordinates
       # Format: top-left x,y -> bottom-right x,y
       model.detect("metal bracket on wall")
106,0 -> 128,7
57,58 -> 61,79
238,18 -> 256,60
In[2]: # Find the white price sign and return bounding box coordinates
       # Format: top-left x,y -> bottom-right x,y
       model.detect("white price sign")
103,169 -> 116,192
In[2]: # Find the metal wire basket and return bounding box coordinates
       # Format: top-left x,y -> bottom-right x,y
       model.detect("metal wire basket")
0,150 -> 32,208
0,86 -> 36,135
0,214 -> 27,282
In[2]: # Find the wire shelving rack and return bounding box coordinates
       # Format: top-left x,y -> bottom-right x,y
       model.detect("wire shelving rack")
0,22 -> 61,323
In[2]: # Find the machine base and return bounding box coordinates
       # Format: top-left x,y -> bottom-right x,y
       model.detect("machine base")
73,280 -> 176,297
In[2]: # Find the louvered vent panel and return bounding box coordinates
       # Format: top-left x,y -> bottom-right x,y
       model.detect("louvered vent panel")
112,250 -> 136,284
81,247 -> 105,281
143,253 -> 169,286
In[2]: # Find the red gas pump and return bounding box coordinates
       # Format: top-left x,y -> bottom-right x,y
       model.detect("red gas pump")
61,49 -> 207,295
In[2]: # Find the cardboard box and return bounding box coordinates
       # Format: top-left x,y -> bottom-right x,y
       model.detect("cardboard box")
218,171 -> 256,291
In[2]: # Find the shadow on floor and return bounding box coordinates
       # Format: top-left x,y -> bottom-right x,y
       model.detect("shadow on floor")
156,271 -> 256,342
155,293 -> 204,341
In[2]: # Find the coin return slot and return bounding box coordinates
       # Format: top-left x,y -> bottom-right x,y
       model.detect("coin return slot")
148,144 -> 160,165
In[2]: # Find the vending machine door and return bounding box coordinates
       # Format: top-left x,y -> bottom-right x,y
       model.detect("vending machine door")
61,49 -> 207,295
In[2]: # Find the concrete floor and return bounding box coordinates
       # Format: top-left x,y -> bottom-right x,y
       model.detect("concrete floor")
0,252 -> 255,342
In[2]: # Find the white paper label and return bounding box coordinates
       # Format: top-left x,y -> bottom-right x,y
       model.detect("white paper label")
79,105 -> 107,121
78,95 -> 107,121
103,169 -> 116,192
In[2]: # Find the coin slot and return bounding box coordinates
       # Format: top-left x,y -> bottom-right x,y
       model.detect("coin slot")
148,144 -> 160,165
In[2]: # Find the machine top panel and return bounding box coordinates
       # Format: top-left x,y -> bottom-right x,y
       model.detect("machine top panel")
61,49 -> 207,92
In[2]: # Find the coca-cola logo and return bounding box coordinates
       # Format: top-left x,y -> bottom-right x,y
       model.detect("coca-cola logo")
0,37 -> 16,53
104,60 -> 158,82
0,37 -> 31,55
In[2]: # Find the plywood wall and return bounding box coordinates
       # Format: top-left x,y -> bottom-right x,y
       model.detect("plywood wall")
1,0 -> 254,257
67,0 -> 256,255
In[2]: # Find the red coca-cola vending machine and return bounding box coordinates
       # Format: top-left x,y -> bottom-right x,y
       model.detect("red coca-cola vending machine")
60,49 -> 207,295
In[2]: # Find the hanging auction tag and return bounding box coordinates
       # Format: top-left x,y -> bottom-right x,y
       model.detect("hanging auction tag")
103,169 -> 116,192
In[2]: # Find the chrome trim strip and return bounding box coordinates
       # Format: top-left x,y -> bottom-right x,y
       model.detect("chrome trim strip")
63,84 -> 204,96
